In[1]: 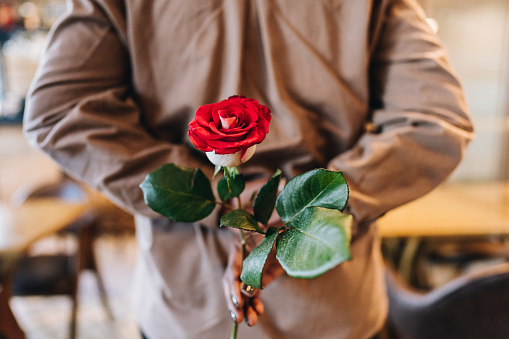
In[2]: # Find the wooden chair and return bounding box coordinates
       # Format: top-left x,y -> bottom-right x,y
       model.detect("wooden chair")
385,262 -> 509,339
8,178 -> 113,339
0,281 -> 26,339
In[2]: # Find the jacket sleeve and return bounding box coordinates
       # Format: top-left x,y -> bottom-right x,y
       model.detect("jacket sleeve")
328,0 -> 474,227
23,0 -> 211,218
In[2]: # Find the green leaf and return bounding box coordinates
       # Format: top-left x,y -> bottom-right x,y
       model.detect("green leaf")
253,169 -> 282,225
276,169 -> 348,224
241,228 -> 279,289
139,164 -> 215,222
276,207 -> 352,279
220,209 -> 265,233
218,174 -> 245,201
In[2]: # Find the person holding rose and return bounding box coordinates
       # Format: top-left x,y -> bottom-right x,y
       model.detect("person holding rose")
23,0 -> 474,338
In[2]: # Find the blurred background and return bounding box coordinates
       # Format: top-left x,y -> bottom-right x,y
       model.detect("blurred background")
0,2 -> 140,338
419,0 -> 509,182
0,0 -> 508,338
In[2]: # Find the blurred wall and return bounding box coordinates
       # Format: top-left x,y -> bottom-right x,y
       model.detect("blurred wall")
420,0 -> 509,181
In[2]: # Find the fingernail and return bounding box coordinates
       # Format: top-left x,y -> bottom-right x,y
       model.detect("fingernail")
245,318 -> 252,327
230,311 -> 237,323
232,294 -> 239,308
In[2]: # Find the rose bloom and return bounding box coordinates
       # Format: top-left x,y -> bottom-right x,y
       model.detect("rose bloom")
188,95 -> 271,167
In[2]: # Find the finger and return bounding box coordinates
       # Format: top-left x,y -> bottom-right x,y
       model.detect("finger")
222,272 -> 243,324
244,232 -> 264,252
222,272 -> 241,309
244,303 -> 259,327
222,241 -> 245,323
251,297 -> 264,316
229,242 -> 244,308
261,245 -> 285,287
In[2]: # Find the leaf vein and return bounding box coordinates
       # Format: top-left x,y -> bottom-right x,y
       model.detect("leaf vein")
146,184 -> 215,203
292,228 -> 335,251
285,179 -> 338,224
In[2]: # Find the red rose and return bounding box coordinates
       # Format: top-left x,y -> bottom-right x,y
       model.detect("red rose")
188,95 -> 271,165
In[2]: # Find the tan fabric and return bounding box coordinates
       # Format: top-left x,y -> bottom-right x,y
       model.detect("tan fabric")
24,0 -> 474,338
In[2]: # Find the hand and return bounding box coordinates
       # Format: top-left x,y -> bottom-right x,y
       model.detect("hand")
222,237 -> 264,326
222,174 -> 286,326
222,234 -> 285,326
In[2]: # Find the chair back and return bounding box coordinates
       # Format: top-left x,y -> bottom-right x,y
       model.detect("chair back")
10,179 -> 87,206
386,262 -> 509,339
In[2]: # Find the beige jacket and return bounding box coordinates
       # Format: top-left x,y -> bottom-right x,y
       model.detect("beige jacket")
24,0 -> 473,338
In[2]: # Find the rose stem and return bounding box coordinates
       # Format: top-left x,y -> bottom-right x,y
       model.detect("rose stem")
232,195 -> 246,339
236,195 -> 247,257
218,201 -> 235,211
231,322 -> 239,339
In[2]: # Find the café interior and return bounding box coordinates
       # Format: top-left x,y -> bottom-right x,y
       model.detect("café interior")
0,0 -> 508,338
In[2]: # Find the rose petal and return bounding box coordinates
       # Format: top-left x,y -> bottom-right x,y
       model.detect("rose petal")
188,130 -> 213,152
218,110 -> 239,130
188,96 -> 271,155
193,105 -> 214,124
208,123 -> 248,138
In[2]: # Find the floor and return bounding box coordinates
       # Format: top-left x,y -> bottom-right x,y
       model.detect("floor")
10,234 -> 141,339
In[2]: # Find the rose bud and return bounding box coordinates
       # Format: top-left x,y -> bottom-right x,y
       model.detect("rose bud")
206,145 -> 256,167
188,95 -> 271,167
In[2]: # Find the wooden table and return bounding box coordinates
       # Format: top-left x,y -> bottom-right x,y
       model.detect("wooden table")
0,199 -> 86,254
378,181 -> 509,238
0,198 -> 86,339
377,181 -> 509,285
0,126 -> 63,200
